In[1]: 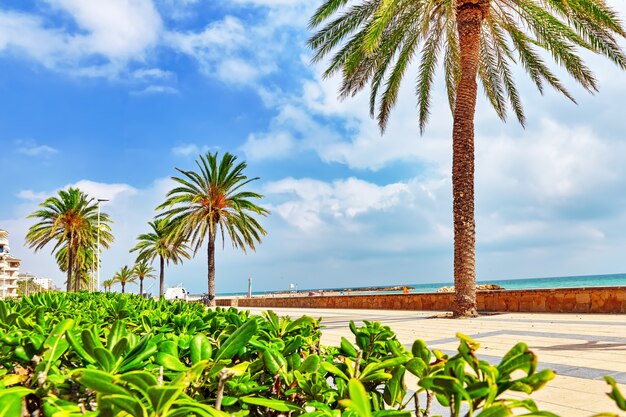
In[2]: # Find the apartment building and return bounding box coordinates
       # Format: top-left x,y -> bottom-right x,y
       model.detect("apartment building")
0,229 -> 21,298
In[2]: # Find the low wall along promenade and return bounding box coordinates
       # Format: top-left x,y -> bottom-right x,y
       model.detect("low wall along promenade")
216,286 -> 626,313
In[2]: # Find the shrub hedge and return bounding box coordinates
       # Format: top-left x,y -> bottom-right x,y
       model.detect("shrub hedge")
0,292 -> 624,416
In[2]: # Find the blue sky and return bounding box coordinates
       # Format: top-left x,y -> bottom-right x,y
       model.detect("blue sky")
1,0 -> 625,294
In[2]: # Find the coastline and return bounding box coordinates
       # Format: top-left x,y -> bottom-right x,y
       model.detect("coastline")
208,272 -> 626,300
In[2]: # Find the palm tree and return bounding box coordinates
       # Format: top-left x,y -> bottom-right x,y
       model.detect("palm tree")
133,261 -> 156,297
25,188 -> 114,292
102,278 -> 114,293
157,152 -> 269,307
55,244 -> 97,291
308,0 -> 626,317
113,265 -> 136,294
130,219 -> 191,297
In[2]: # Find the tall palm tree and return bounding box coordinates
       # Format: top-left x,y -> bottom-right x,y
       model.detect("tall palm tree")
113,265 -> 136,294
130,219 -> 191,297
157,152 -> 269,307
102,278 -> 114,293
309,0 -> 626,317
25,188 -> 114,292
133,261 -> 156,297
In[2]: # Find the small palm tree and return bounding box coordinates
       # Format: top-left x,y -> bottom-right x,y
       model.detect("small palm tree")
102,278 -> 114,293
157,152 -> 269,307
130,219 -> 191,297
25,188 -> 113,292
309,0 -> 626,317
133,261 -> 156,297
112,265 -> 136,294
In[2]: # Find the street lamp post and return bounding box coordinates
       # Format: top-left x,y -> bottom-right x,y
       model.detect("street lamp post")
96,198 -> 109,292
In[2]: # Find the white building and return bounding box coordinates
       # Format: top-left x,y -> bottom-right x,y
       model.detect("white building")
0,229 -> 21,298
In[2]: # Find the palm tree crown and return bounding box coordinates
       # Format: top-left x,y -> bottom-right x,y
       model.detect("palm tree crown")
25,187 -> 113,292
309,0 -> 626,131
112,265 -> 136,294
102,278 -> 114,293
309,0 -> 625,318
157,152 -> 269,306
130,218 -> 191,297
133,261 -> 156,297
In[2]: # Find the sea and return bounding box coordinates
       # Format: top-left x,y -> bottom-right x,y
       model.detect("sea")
216,272 -> 626,297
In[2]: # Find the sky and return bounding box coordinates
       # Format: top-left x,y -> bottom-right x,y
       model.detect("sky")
0,0 -> 625,295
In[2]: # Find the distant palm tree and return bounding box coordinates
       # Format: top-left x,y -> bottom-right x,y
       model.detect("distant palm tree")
112,265 -> 136,294
55,244 -> 97,291
102,278 -> 114,293
133,261 -> 156,297
308,0 -> 626,317
130,219 -> 191,297
158,152 -> 269,307
26,188 -> 113,292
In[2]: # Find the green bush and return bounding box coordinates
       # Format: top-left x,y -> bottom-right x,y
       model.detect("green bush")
0,292 -> 622,416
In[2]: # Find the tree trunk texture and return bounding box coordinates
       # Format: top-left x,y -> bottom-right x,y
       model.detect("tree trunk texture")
121,283 -> 125,294
67,236 -> 74,292
159,255 -> 165,297
207,231 -> 216,307
139,278 -> 144,297
66,247 -> 73,293
452,0 -> 486,318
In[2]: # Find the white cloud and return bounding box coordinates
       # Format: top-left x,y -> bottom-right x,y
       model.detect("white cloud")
0,1 -> 162,77
17,190 -> 48,201
265,177 -> 410,232
166,16 -> 276,85
171,143 -> 214,157
241,132 -> 295,160
132,68 -> 175,80
16,141 -> 59,157
131,85 -> 179,96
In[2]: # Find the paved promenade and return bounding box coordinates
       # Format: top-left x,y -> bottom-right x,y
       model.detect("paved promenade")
245,307 -> 626,416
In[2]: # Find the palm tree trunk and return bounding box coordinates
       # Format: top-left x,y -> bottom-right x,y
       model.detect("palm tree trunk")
139,277 -> 144,297
452,0 -> 486,318
121,282 -> 125,294
66,248 -> 73,293
159,255 -> 165,297
207,230 -> 216,307
67,237 -> 74,292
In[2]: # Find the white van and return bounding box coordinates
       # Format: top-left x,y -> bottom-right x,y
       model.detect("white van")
164,287 -> 188,301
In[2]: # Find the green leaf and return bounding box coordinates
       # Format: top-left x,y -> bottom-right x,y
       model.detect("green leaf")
73,369 -> 129,396
476,405 -> 513,417
107,320 -> 126,350
383,366 -> 405,406
321,361 -> 349,381
100,394 -> 148,417
214,318 -> 258,362
341,337 -> 359,357
241,396 -> 303,412
93,347 -> 115,373
148,386 -> 183,414
300,354 -> 321,373
340,378 -> 372,417
605,376 -> 626,411
66,330 -> 95,365
190,333 -> 213,364
405,358 -> 428,378
118,371 -> 158,397
155,352 -> 188,372
360,356 -> 407,379
0,387 -> 32,417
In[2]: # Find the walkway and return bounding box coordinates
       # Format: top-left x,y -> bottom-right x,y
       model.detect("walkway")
245,307 -> 626,416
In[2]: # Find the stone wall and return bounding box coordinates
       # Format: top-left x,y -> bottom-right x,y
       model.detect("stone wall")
216,286 -> 626,313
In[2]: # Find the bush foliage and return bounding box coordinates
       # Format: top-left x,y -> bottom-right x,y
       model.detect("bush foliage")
0,292 -> 623,416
